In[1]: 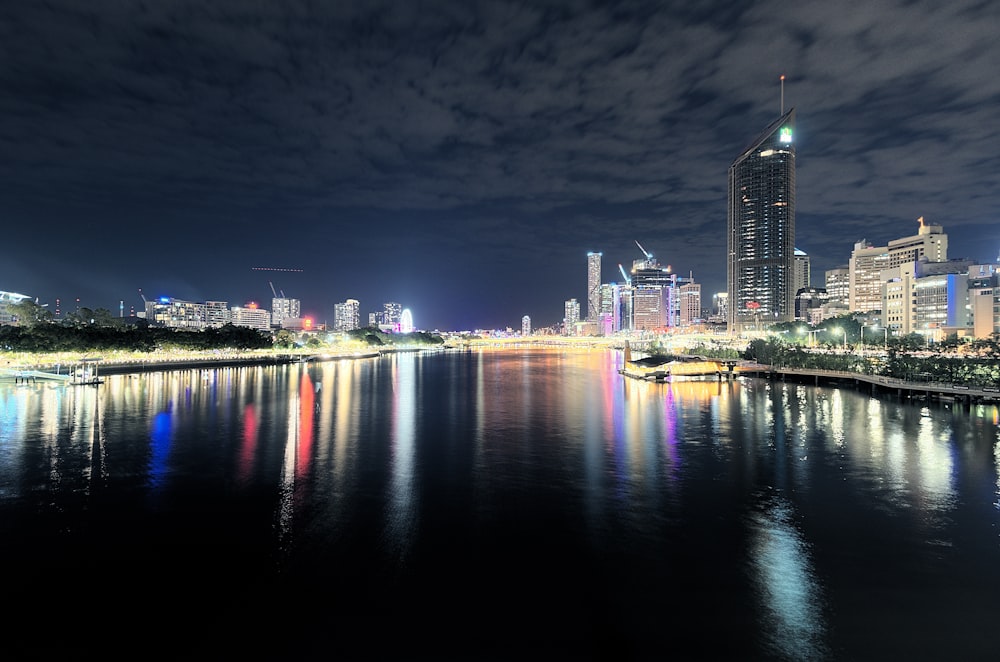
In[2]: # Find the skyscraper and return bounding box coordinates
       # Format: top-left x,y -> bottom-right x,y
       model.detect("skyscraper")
587,252 -> 602,321
564,298 -> 580,335
727,108 -> 796,332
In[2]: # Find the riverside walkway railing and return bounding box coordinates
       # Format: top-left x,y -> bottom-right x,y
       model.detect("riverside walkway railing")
740,364 -> 1000,403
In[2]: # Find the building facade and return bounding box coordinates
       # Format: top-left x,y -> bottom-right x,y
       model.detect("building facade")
587,252 -> 602,321
824,267 -> 850,307
334,299 -> 360,332
564,298 -> 580,335
678,280 -> 701,327
850,218 -> 948,313
727,108 -> 796,331
793,248 -> 810,295
231,303 -> 271,331
271,297 -> 301,328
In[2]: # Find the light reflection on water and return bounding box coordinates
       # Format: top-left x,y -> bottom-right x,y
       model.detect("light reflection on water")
748,492 -> 828,661
2,349 -> 999,659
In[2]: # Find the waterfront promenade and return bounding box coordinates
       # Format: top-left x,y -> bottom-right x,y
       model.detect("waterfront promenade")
742,364 -> 1000,404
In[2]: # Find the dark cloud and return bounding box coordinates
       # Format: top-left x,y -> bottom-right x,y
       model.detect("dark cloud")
1,0 -> 998,330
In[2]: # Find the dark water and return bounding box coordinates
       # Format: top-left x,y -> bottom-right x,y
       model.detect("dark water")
2,348 -> 999,661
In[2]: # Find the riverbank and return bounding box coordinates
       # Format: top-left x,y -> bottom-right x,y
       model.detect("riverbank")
0,348 -> 398,380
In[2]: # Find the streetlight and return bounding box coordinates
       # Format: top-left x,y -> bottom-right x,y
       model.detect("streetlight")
861,324 -> 877,349
831,327 -> 844,350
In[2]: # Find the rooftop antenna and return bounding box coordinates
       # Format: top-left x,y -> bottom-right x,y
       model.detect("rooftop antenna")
780,74 -> 785,115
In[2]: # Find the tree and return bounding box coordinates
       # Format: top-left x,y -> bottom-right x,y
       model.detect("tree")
7,299 -> 53,327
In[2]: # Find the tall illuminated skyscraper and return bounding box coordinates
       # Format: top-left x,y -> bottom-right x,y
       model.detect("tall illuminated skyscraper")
587,252 -> 602,321
727,108 -> 796,332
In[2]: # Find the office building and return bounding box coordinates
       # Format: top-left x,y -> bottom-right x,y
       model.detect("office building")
824,267 -> 850,307
793,248 -> 810,294
850,218 -> 948,313
521,315 -> 531,337
727,108 -> 796,331
678,280 -> 701,327
587,252 -> 602,321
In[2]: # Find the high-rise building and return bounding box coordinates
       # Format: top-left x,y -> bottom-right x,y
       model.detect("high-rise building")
727,108 -> 796,331
599,283 -> 620,334
334,299 -> 360,332
678,280 -> 701,326
271,296 -> 300,328
521,315 -> 531,336
587,252 -> 602,321
383,302 -> 402,326
793,248 -> 811,295
564,298 -> 580,335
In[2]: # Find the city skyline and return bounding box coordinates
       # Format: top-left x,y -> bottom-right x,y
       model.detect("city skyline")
2,1 -> 998,331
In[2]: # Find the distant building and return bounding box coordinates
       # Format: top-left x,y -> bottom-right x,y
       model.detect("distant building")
334,299 -> 360,332
271,296 -> 301,328
383,302 -> 402,326
824,267 -> 850,307
968,264 -> 999,338
881,258 -> 973,339
727,108 -> 796,331
849,240 -> 890,313
205,301 -> 231,327
793,248 -> 811,293
794,287 -> 828,323
145,296 -> 208,329
598,283 -> 621,334
231,302 -> 271,331
678,280 -> 701,326
521,315 -> 531,336
564,298 -> 580,335
711,292 -> 728,323
587,252 -> 602,321
850,217 -> 948,313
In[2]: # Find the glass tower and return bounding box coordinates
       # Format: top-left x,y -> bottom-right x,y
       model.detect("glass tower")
727,108 -> 796,332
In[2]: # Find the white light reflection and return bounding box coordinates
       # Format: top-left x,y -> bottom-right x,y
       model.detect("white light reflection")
748,494 -> 828,660
384,351 -> 418,564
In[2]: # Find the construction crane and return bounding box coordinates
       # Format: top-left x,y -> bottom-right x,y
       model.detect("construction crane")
252,267 -> 304,273
618,264 -> 631,285
635,240 -> 653,261
138,288 -> 147,304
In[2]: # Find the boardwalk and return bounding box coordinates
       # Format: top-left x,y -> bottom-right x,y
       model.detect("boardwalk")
742,365 -> 1000,404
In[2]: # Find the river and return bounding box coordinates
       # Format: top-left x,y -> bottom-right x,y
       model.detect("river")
2,347 -> 998,660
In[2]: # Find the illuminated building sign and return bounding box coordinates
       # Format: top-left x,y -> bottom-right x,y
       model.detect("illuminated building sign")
779,126 -> 792,143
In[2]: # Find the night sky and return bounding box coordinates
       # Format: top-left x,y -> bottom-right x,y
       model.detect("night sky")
2,1 -> 998,331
